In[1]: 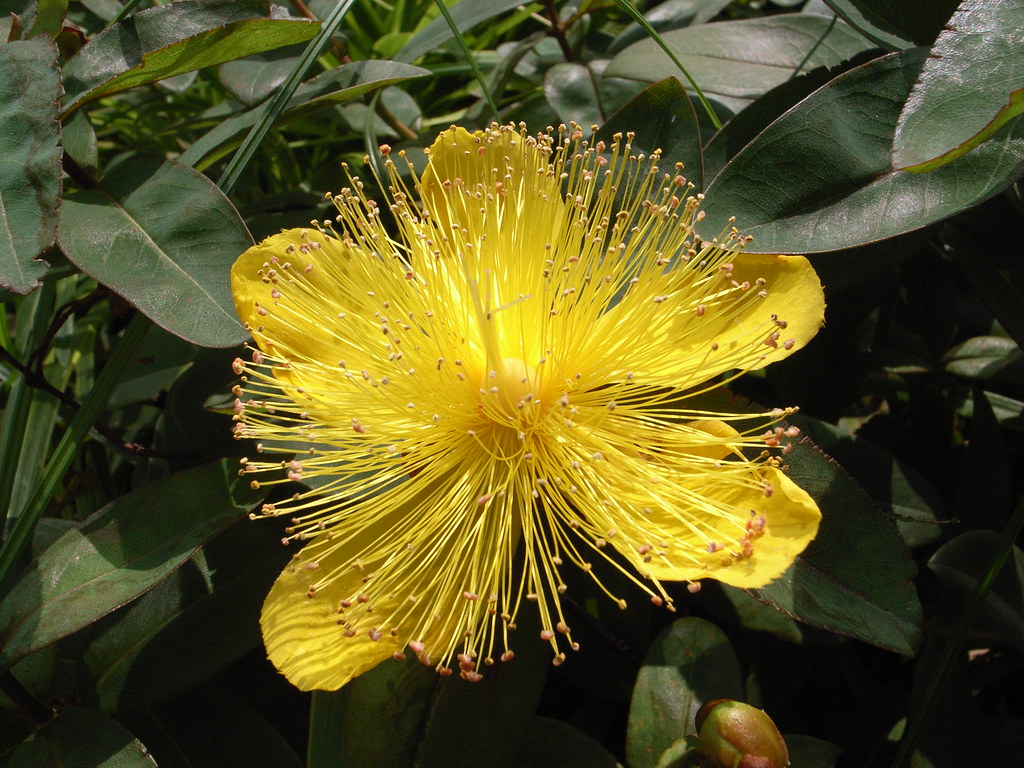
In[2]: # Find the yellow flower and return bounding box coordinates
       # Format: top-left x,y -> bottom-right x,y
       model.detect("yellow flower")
231,123 -> 824,691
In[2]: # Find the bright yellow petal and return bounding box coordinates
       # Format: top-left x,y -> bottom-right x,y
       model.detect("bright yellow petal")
261,550 -> 404,691
632,465 -> 820,588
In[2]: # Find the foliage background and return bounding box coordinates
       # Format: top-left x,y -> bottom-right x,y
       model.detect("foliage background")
1,0 -> 1023,766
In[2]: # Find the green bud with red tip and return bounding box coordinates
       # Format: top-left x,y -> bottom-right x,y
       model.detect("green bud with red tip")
693,699 -> 789,768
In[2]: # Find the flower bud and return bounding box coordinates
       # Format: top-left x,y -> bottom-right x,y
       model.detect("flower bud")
693,699 -> 789,768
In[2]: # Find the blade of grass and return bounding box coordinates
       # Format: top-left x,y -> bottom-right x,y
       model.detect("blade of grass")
217,0 -> 357,196
610,0 -> 722,130
0,312 -> 149,588
432,0 -> 501,123
891,491 -> 1024,768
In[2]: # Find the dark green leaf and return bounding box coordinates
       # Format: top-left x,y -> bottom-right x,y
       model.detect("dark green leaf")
79,519 -> 290,712
942,336 -> 1024,385
545,63 -> 604,129
928,530 -> 1024,656
122,684 -> 303,768
749,434 -> 922,655
783,733 -> 843,768
515,716 -> 623,768
825,0 -> 960,48
62,108 -> 99,178
216,43 -> 306,107
395,0 -> 524,63
700,50 -> 1024,253
332,609 -> 549,768
703,53 -> 875,184
61,0 -> 320,115
8,707 -> 155,767
791,416 -> 945,548
57,159 -> 252,347
161,346 -> 244,461
0,460 -> 263,671
179,60 -> 430,170
598,77 -> 703,191
893,0 -> 1024,171
609,0 -> 734,54
0,36 -> 61,295
605,16 -> 873,104
626,617 -> 743,768
108,325 -> 199,409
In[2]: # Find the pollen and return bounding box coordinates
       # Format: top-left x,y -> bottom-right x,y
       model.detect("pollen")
230,122 -> 825,692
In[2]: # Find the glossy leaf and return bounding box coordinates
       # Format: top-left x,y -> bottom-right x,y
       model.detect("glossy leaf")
80,519 -> 291,712
335,609 -> 549,768
893,0 -> 1024,171
0,460 -> 263,671
825,0 -> 960,47
928,530 -> 1024,656
605,16 -> 873,102
216,43 -> 306,106
749,433 -> 922,655
395,0 -> 524,62
57,158 -> 252,347
179,60 -> 430,170
8,707 -> 155,767
123,684 -> 303,768
598,77 -> 703,191
626,617 -> 743,768
515,717 -> 623,768
784,733 -> 844,767
61,0 -> 320,115
792,416 -> 945,548
609,0 -> 734,54
545,63 -> 604,129
700,49 -> 1024,253
0,36 -> 61,295
702,53 -> 874,184
943,336 -> 1024,385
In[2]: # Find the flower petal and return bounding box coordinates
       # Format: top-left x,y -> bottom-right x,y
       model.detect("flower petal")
261,550 -> 404,691
634,465 -> 820,588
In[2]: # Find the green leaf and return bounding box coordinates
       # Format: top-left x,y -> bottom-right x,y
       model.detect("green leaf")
700,49 -> 1024,253
749,433 -> 923,655
179,59 -> 430,170
545,63 -> 605,129
515,717 -> 623,768
0,36 -> 61,295
928,530 -> 1024,657
61,0 -> 320,115
57,158 -> 253,347
216,43 -> 306,107
161,346 -> 243,461
605,16 -> 873,106
893,0 -> 1024,171
107,324 -> 199,409
8,707 -> 156,767
825,0 -> 960,48
702,54 -> 874,184
609,0 -> 734,54
395,0 -> 524,63
122,684 -> 303,768
626,617 -> 743,768
942,336 -> 1024,385
328,609 -> 550,768
791,416 -> 945,548
79,519 -> 291,712
598,77 -> 703,192
0,460 -> 263,671
783,733 -> 844,768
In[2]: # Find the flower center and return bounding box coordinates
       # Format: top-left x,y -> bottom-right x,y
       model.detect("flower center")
479,356 -> 558,427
